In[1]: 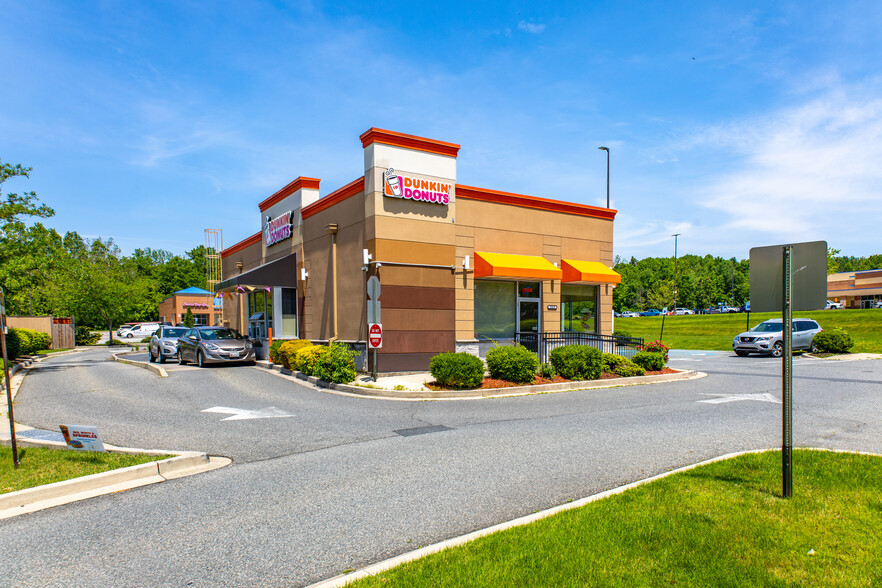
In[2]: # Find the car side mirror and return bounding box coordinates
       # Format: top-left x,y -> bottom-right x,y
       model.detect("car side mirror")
188,335 -> 197,341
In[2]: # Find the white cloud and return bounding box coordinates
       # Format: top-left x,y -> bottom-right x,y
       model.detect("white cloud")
690,80 -> 882,242
517,21 -> 546,34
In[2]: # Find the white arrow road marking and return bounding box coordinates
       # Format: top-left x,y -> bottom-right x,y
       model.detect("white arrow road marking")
202,406 -> 295,421
699,393 -> 781,405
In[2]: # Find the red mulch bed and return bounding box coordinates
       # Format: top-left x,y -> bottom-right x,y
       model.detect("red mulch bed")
427,368 -> 679,391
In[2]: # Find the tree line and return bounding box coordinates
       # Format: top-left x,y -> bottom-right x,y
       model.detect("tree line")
1,159 -> 209,330
613,248 -> 880,313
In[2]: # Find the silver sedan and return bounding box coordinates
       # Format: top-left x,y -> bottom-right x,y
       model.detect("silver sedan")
176,326 -> 256,367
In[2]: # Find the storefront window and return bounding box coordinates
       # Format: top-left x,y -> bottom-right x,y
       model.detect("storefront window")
475,280 -> 517,340
280,287 -> 298,337
561,284 -> 597,333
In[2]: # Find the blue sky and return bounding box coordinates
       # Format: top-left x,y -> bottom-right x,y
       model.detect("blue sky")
3,1 -> 881,261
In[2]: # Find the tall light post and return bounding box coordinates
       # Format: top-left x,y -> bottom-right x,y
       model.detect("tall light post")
672,234 -> 681,312
598,146 -> 609,208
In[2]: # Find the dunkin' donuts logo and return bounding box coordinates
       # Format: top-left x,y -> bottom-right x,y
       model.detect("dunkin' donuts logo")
384,168 -> 450,205
264,210 -> 293,246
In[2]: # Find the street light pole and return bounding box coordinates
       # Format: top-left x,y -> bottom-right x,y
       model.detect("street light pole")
672,233 -> 681,312
598,146 -> 609,208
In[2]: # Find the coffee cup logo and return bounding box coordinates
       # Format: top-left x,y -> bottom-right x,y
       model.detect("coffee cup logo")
384,168 -> 401,197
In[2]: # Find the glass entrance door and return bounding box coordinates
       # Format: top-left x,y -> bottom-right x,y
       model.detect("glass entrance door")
518,300 -> 539,332
517,281 -> 541,333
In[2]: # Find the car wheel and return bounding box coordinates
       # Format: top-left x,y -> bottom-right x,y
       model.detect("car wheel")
126,332 -> 133,338
810,341 -> 820,353
771,342 -> 784,358
148,348 -> 155,363
197,350 -> 205,368
178,350 -> 186,365
735,350 -> 749,357
158,352 -> 165,364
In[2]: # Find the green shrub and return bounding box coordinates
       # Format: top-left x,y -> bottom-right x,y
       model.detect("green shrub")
615,363 -> 645,377
538,362 -> 556,379
293,345 -> 328,376
812,328 -> 854,354
549,345 -> 602,381
268,340 -> 284,364
485,345 -> 539,383
601,352 -> 631,373
105,339 -> 129,346
632,351 -> 665,371
313,341 -> 357,384
430,352 -> 485,389
75,326 -> 100,346
5,329 -> 21,360
612,330 -> 631,339
278,339 -> 314,369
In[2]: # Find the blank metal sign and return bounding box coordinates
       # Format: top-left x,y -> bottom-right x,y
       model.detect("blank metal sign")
749,240 -> 827,313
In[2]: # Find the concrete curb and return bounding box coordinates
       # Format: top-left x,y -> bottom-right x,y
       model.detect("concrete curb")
308,447 -> 882,587
254,361 -> 704,400
112,351 -> 168,377
0,443 -> 230,519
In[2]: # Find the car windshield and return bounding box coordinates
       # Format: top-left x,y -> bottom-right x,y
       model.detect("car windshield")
163,328 -> 187,338
200,328 -> 241,340
751,322 -> 782,333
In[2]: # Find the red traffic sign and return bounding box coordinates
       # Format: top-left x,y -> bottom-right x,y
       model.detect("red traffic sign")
368,323 -> 383,349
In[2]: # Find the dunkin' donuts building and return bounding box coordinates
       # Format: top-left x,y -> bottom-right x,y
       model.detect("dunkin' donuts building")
216,128 -> 620,372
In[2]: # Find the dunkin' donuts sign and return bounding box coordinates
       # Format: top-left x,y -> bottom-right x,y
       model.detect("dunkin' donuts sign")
384,168 -> 450,205
264,210 -> 293,246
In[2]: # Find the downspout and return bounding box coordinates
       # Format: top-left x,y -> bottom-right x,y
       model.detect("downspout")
325,223 -> 339,341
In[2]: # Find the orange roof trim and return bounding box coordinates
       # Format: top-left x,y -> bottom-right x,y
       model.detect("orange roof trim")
359,128 -> 460,158
259,177 -> 321,212
221,232 -> 261,258
301,176 -> 365,220
457,185 -> 616,220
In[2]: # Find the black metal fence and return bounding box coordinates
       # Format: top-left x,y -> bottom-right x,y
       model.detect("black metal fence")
514,331 -> 644,364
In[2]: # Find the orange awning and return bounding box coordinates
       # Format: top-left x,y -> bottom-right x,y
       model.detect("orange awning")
561,259 -> 621,284
474,252 -> 563,280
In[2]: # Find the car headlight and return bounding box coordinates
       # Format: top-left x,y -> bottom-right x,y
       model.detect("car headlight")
245,342 -> 252,349
204,343 -> 219,351
756,335 -> 773,340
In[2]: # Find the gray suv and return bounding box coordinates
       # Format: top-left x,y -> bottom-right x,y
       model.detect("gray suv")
732,318 -> 823,357
148,326 -> 188,363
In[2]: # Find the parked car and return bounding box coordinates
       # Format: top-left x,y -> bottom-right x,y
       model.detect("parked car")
732,318 -> 823,357
621,311 -> 640,318
176,326 -> 255,367
123,322 -> 160,338
640,309 -> 662,317
673,307 -> 694,315
825,300 -> 842,310
117,323 -> 138,336
148,326 -> 188,364
875,300 -> 882,309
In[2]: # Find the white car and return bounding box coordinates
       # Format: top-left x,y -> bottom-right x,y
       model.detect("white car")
825,300 -> 842,310
673,307 -> 694,315
621,311 -> 641,318
123,323 -> 160,338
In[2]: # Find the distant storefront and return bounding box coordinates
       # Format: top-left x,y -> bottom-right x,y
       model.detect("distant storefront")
827,269 -> 882,308
158,287 -> 223,326
215,128 -> 620,372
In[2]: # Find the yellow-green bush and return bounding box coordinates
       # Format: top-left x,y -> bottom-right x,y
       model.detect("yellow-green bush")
293,345 -> 328,376
277,339 -> 313,369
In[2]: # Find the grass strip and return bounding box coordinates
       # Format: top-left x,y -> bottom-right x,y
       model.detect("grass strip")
350,450 -> 882,587
1,446 -> 170,494
615,308 -> 882,353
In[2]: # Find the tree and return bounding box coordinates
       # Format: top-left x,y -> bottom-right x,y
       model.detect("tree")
0,159 -> 55,227
183,307 -> 195,328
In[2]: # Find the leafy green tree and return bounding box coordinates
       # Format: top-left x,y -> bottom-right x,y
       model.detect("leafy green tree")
183,307 -> 195,328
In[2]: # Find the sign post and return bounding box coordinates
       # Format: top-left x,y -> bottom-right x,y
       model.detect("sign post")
749,240 -> 826,498
1,288 -> 19,468
366,276 -> 381,381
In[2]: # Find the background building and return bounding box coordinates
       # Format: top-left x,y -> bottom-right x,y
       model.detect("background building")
158,287 -> 223,326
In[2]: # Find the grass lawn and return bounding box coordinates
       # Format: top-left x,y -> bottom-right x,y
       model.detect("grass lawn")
35,348 -> 72,355
349,450 -> 882,587
615,308 -> 882,353
1,446 -> 170,494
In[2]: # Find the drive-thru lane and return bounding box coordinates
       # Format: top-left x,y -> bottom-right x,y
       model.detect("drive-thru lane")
4,348 -> 881,586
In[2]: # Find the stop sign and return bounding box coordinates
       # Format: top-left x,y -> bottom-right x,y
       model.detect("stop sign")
368,323 -> 383,349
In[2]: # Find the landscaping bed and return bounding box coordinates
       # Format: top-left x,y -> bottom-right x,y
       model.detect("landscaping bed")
427,367 -> 680,391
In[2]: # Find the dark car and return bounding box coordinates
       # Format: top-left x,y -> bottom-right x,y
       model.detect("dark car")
176,326 -> 255,367
148,326 -> 188,364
